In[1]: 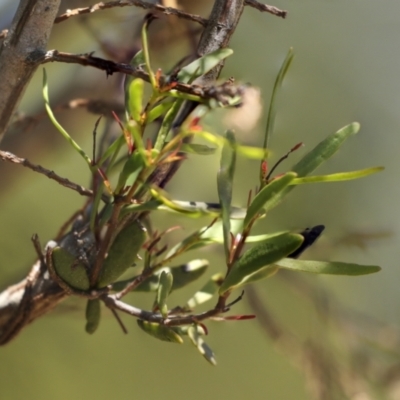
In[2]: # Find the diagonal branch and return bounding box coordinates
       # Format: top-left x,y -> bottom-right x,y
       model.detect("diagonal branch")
244,0 -> 287,18
0,0 -> 62,142
39,50 -> 244,103
54,0 -> 208,26
0,150 -> 95,198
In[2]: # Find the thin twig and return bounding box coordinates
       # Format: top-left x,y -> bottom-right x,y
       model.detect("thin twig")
39,50 -> 244,104
102,294 -> 226,326
0,150 -> 95,198
244,0 -> 287,18
54,1 -> 208,26
109,308 -> 128,334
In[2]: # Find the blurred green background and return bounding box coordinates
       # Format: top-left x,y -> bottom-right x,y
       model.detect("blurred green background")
1,0 -> 399,399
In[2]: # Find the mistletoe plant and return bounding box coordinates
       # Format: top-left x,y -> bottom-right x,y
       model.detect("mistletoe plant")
37,22 -> 383,365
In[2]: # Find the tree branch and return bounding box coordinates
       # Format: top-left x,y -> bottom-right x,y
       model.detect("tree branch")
0,150 -> 95,198
39,50 -> 244,103
0,0 -> 61,142
54,0 -> 208,26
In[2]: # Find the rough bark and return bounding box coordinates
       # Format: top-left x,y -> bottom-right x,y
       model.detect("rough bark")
0,0 -> 62,140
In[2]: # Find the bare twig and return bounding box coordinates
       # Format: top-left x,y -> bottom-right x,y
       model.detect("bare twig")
244,0 -> 287,18
102,294 -> 225,325
0,0 -> 62,142
39,50 -> 244,103
54,0 -> 208,26
0,150 -> 95,198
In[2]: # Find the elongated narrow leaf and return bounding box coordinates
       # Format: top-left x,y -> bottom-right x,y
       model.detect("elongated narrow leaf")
134,260 -> 209,292
217,130 -> 237,261
244,172 -> 297,229
180,143 -> 217,155
141,17 -> 156,88
244,231 -> 289,243
292,123 -> 360,177
154,98 -> 184,150
219,233 -> 303,295
147,100 -> 175,123
137,320 -> 183,343
172,324 -> 207,336
236,145 -> 269,160
42,70 -> 91,167
263,48 -> 294,150
188,326 -> 217,366
273,123 -> 361,203
276,258 -> 381,276
150,188 -> 221,218
290,167 -> 384,185
186,273 -> 224,309
177,48 -> 233,83
115,151 -> 145,193
156,271 -> 173,317
85,299 -> 101,334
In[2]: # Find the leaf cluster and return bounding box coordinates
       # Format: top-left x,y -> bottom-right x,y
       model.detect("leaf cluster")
40,27 -> 382,365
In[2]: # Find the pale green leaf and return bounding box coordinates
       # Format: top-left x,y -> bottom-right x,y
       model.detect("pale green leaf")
276,258 -> 381,276
291,167 -> 384,185
177,48 -> 233,83
156,271 -> 173,318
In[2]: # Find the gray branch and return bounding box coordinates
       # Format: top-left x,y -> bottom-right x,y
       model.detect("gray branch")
0,0 -> 62,141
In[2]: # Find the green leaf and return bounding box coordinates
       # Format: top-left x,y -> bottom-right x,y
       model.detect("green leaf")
290,166 -> 384,185
42,69 -> 91,167
263,48 -> 294,151
137,320 -> 183,343
180,143 -> 217,155
156,271 -> 173,318
125,78 -> 144,123
115,151 -> 145,193
85,299 -> 101,334
150,189 -> 221,218
275,258 -> 381,276
186,273 -> 224,309
244,172 -> 297,229
219,233 -> 304,295
134,260 -> 209,292
97,221 -> 146,288
51,247 -> 90,291
172,324 -> 207,336
98,135 -> 126,167
177,48 -> 233,83
188,326 -> 217,366
273,123 -> 361,203
217,130 -> 237,261
129,49 -> 145,68
244,231 -> 289,243
147,100 -> 175,123
141,17 -> 156,89
153,98 -> 184,151
292,123 -> 360,178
